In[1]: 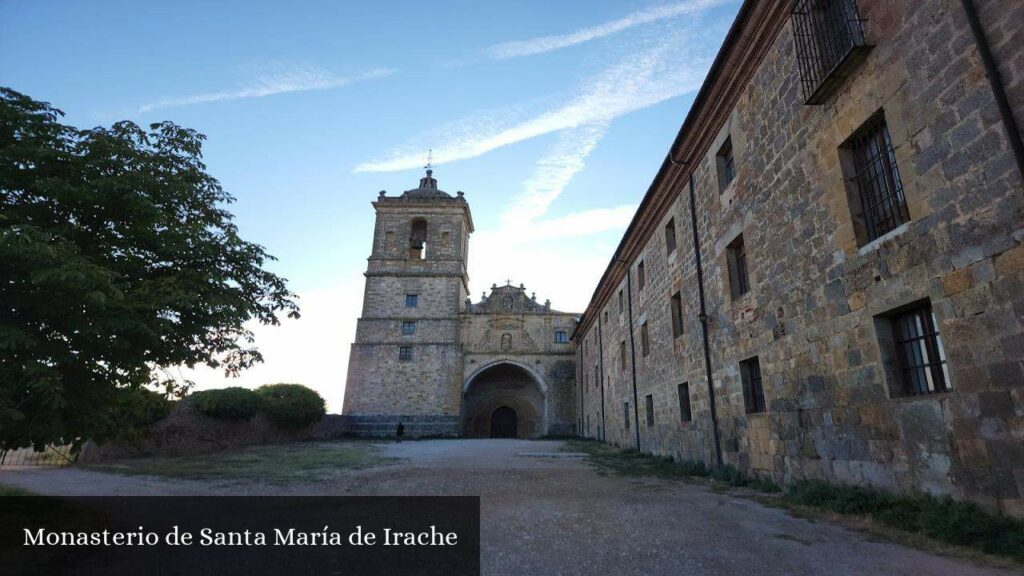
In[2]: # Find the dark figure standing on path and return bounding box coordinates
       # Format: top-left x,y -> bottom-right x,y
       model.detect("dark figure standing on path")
396,422 -> 405,443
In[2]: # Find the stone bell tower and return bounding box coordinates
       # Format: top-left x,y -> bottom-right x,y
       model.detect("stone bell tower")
342,169 -> 474,436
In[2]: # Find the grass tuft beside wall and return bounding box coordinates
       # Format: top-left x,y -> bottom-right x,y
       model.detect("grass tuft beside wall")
785,480 -> 1024,560
567,439 -> 1024,561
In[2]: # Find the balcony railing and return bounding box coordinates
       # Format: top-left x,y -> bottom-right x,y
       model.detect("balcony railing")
791,0 -> 872,104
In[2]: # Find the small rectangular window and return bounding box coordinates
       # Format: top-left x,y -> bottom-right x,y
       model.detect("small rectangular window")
645,394 -> 654,428
594,366 -> 599,391
618,289 -> 624,314
717,136 -> 735,192
623,402 -> 630,429
740,356 -> 766,414
842,114 -> 909,244
670,291 -> 684,338
401,321 -> 416,335
405,294 -> 418,307
554,330 -> 568,343
619,341 -> 627,372
637,260 -> 646,291
604,310 -> 608,323
727,234 -> 750,299
640,322 -> 650,357
678,383 -> 692,422
890,303 -> 950,396
665,218 -> 677,255
399,346 -> 413,362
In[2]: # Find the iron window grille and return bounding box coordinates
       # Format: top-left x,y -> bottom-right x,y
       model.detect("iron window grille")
554,330 -> 568,343
678,383 -> 692,423
405,294 -> 418,307
728,235 -> 750,299
845,114 -> 909,243
892,304 -> 950,396
401,321 -> 416,335
791,0 -> 871,104
398,346 -> 413,362
665,218 -> 677,254
741,357 -> 766,414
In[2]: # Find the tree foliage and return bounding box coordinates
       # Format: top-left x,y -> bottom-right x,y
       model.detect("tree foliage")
0,88 -> 299,450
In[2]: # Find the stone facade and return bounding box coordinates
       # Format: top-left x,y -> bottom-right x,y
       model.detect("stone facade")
343,172 -> 578,438
574,0 -> 1024,517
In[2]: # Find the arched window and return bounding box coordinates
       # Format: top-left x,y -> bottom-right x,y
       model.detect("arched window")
409,219 -> 427,260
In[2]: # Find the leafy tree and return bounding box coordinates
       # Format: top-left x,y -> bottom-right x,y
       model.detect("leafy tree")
0,88 -> 299,450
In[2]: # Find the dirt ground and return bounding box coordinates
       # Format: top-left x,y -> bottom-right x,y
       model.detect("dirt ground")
1,439 -> 1018,576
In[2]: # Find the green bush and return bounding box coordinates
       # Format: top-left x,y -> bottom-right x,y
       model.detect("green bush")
189,387 -> 263,421
255,384 -> 325,428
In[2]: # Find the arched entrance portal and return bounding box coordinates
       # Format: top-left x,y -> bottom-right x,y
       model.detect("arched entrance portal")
490,406 -> 517,438
463,362 -> 545,438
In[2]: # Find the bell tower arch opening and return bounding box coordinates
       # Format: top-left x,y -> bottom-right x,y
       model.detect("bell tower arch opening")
462,362 -> 545,438
409,218 -> 427,260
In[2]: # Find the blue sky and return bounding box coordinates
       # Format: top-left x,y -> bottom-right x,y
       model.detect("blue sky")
1,0 -> 740,410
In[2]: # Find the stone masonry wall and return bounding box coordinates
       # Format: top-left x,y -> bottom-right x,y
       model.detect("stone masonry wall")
576,0 -> 1024,516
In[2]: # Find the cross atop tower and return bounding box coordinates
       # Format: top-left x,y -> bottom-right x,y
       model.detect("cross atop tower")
424,149 -> 433,173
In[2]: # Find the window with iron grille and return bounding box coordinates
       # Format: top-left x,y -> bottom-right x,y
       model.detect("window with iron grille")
623,401 -> 630,428
399,346 -> 413,362
645,394 -> 654,427
640,322 -> 650,357
727,234 -> 750,299
740,357 -> 766,414
670,291 -> 684,338
842,114 -> 909,244
665,218 -> 677,255
405,294 -> 418,307
554,330 -> 568,343
717,137 -> 735,192
638,260 -> 646,291
791,0 -> 871,104
620,341 -> 627,371
890,303 -> 950,396
401,321 -> 416,335
678,383 -> 692,422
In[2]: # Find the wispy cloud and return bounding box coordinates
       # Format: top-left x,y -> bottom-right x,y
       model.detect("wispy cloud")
355,31 -> 711,173
502,123 -> 607,226
137,63 -> 394,113
484,0 -> 731,60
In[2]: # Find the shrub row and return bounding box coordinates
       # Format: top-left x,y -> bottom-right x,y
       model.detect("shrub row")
187,384 -> 325,428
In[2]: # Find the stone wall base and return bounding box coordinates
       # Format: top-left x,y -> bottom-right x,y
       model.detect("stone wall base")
342,414 -> 461,438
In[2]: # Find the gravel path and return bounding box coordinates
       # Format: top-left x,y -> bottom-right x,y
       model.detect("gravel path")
1,439 -> 1016,576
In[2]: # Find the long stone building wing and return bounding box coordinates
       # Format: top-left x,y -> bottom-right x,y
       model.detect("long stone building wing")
572,0 -> 1024,517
